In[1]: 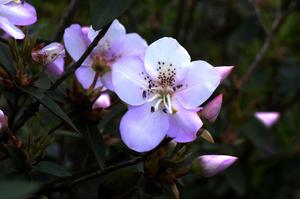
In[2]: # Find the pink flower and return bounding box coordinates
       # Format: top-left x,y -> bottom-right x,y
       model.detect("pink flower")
201,94 -> 223,123
63,20 -> 147,90
255,112 -> 280,128
215,66 -> 234,82
32,42 -> 65,76
92,93 -> 111,109
112,37 -> 222,152
0,0 -> 37,39
197,155 -> 237,177
0,109 -> 6,129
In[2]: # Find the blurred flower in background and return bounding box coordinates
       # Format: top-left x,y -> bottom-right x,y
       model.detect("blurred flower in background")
63,19 -> 147,90
0,0 -> 37,39
255,112 -> 280,128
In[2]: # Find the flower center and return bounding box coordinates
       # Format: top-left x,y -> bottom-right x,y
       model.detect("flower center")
141,61 -> 183,114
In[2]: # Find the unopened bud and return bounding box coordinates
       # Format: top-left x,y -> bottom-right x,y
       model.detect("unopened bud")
254,112 -> 280,128
196,155 -> 237,177
32,42 -> 65,65
92,93 -> 111,109
215,66 -> 234,82
201,94 -> 223,123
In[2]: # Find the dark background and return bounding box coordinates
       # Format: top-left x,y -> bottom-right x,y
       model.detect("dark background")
1,0 -> 300,198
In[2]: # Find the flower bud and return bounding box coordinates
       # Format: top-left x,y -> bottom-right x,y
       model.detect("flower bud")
196,155 -> 237,177
0,109 -> 8,129
255,112 -> 280,128
92,93 -> 111,109
201,94 -> 223,123
215,66 -> 234,82
32,42 -> 65,65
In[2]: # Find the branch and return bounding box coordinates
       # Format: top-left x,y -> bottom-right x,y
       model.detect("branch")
49,22 -> 112,90
238,1 -> 298,89
52,0 -> 80,41
36,138 -> 172,195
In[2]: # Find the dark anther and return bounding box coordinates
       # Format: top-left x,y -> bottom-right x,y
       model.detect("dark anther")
151,106 -> 155,113
162,108 -> 168,113
142,91 -> 147,98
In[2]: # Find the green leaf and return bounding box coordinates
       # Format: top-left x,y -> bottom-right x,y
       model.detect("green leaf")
0,41 -> 14,74
78,120 -> 106,169
97,168 -> 142,199
18,86 -> 80,134
0,180 -> 40,199
34,161 -> 72,177
89,0 -> 133,30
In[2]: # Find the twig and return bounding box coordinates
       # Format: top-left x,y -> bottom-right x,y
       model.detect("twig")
49,22 -> 112,90
238,0 -> 298,89
249,0 -> 270,34
36,138 -> 172,195
52,0 -> 79,41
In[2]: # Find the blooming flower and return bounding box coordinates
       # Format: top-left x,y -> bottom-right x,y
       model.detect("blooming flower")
196,155 -> 237,177
255,112 -> 280,128
63,19 -> 147,90
112,37 -> 222,152
32,42 -> 65,76
201,94 -> 223,123
0,0 -> 37,39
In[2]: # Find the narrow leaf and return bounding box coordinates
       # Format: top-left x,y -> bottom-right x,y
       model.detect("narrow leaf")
18,86 -> 80,134
78,121 -> 106,169
34,161 -> 72,177
0,41 -> 15,74
0,180 -> 40,199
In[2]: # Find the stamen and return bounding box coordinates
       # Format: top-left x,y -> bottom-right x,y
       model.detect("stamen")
154,99 -> 163,111
147,94 -> 161,102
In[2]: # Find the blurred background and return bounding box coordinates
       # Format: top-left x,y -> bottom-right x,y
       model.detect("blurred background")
1,0 -> 300,198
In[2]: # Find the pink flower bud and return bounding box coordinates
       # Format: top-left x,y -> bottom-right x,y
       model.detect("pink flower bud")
32,42 -> 65,65
92,93 -> 111,109
255,112 -> 280,128
0,109 -> 7,129
215,66 -> 234,82
201,94 -> 223,123
197,155 -> 237,177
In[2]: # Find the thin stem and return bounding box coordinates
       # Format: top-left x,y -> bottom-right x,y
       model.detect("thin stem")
36,138 -> 172,195
52,0 -> 79,41
49,22 -> 112,91
238,0 -> 298,89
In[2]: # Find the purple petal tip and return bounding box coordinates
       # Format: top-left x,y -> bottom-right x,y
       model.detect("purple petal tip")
197,155 -> 238,177
255,112 -> 280,128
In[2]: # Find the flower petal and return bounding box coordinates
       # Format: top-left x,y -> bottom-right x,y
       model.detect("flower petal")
112,56 -> 149,106
47,57 -> 64,76
102,71 -> 114,91
0,2 -> 37,26
113,33 -> 147,58
167,102 -> 202,142
175,60 -> 221,109
75,65 -> 102,89
64,24 -> 91,64
0,16 -> 24,39
92,93 -> 111,109
120,103 -> 169,152
144,37 -> 190,82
